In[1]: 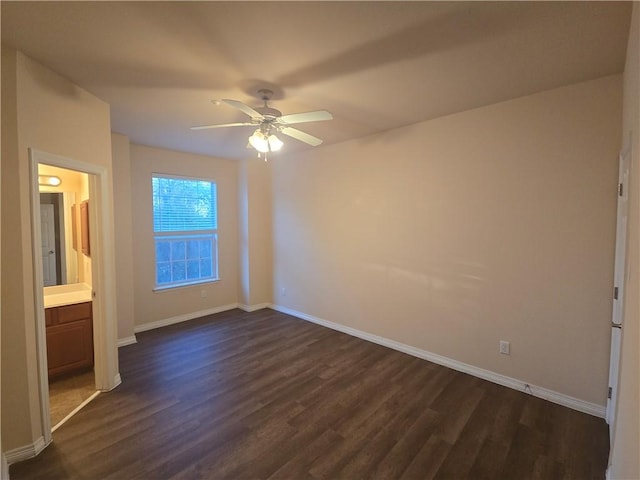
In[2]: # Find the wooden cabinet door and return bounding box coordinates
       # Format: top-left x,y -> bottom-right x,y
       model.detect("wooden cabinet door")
45,302 -> 94,378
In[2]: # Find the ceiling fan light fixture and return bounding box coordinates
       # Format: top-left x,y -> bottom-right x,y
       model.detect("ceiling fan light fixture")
249,129 -> 269,153
249,129 -> 284,153
268,134 -> 283,152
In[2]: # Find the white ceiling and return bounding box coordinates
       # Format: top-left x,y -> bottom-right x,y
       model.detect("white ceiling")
1,1 -> 632,160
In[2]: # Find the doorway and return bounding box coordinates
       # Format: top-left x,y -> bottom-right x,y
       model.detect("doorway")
37,164 -> 99,430
29,148 -> 120,448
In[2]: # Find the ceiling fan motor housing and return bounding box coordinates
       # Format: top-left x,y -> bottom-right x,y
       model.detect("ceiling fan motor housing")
255,106 -> 282,119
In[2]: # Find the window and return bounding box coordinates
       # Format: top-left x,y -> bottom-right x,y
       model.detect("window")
152,175 -> 218,289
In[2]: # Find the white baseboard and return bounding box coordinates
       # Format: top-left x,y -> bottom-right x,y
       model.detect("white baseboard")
113,373 -> 122,389
134,303 -> 239,333
270,304 -> 606,418
5,436 -> 48,466
52,391 -> 101,433
238,302 -> 270,312
117,335 -> 137,347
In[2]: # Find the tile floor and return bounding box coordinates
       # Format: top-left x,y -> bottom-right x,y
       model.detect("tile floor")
48,369 -> 96,427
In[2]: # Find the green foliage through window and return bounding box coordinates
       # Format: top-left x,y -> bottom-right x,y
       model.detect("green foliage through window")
152,175 -> 218,288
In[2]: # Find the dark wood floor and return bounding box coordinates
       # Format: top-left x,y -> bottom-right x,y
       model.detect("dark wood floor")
11,308 -> 609,479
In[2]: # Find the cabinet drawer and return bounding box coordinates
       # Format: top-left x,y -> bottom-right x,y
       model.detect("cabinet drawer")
56,302 -> 92,324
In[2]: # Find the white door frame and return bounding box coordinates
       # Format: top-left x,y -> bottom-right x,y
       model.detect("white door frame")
29,148 -> 121,446
606,140 -> 632,429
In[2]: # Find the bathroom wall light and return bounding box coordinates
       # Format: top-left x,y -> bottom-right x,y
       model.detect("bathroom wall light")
38,175 -> 62,187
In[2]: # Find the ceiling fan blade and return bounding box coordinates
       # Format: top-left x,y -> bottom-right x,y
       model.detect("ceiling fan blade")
278,110 -> 333,125
281,127 -> 323,146
190,122 -> 255,130
219,99 -> 263,119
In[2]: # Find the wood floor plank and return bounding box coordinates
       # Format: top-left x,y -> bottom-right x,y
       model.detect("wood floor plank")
10,309 -> 609,480
399,434 -> 452,480
365,408 -> 440,479
433,382 -> 504,478
266,428 -> 343,480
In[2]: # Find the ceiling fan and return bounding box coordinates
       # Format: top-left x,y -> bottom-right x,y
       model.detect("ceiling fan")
191,89 -> 333,156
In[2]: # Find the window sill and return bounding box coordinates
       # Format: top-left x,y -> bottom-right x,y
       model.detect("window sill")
153,278 -> 220,292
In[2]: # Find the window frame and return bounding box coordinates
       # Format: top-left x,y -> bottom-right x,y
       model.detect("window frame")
151,173 -> 219,291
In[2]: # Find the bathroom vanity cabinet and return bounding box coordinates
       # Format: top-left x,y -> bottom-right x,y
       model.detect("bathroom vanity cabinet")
45,301 -> 94,378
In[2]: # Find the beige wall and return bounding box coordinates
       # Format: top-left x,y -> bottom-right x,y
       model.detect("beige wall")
1,48 -> 114,451
129,144 -> 239,326
111,133 -> 135,340
238,160 -> 250,305
238,158 -> 273,307
1,45 -> 33,453
273,75 -> 621,406
610,3 -> 640,478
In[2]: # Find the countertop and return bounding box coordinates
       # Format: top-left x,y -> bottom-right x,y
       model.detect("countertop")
44,283 -> 92,308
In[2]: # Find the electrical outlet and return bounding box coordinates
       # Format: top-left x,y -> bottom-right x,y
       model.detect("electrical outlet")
200,289 -> 207,298
499,340 -> 510,355
281,287 -> 286,297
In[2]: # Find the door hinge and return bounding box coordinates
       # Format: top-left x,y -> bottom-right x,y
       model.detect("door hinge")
619,183 -> 624,197
608,387 -> 612,399
614,286 -> 619,300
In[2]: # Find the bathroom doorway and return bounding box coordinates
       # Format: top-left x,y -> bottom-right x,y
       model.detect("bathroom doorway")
29,148 -> 120,447
38,164 -> 99,430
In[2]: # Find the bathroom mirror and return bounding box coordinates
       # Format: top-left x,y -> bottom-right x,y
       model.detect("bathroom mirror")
38,163 -> 90,287
40,192 -> 79,286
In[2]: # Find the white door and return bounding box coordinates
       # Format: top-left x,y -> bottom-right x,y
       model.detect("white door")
40,204 -> 57,287
606,145 -> 631,428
